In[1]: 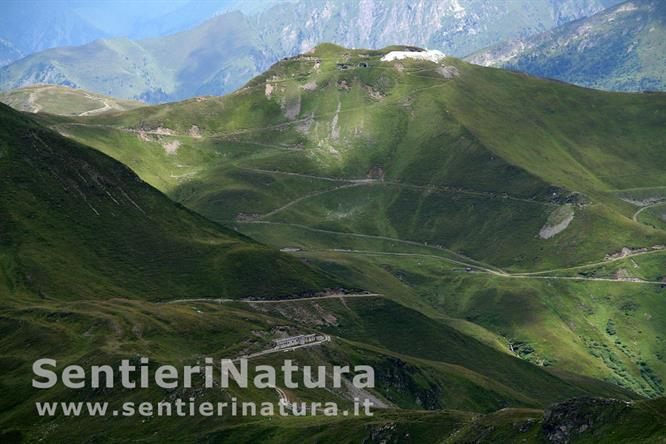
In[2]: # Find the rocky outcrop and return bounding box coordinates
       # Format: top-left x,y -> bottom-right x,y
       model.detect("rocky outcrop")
542,398 -> 630,443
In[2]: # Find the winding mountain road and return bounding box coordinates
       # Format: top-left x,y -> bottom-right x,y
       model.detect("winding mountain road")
163,293 -> 381,306
239,166 -> 552,207
319,248 -> 665,285
633,200 -> 665,222
241,220 -> 505,274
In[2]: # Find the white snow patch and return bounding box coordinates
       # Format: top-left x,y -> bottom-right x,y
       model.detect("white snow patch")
381,49 -> 446,63
616,3 -> 638,13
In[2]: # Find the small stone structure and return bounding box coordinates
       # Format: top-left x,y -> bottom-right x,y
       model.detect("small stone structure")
272,334 -> 325,349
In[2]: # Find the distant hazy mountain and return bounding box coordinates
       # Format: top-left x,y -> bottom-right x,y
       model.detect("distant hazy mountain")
0,38 -> 22,67
127,0 -> 286,39
251,0 -> 621,59
0,0 -> 620,102
0,12 -> 271,103
0,0 -> 280,67
0,1 -> 108,67
467,0 -> 666,92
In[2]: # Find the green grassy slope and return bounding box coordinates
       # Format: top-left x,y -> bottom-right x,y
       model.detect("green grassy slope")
0,103 -> 337,302
445,58 -> 666,196
35,44 -> 666,399
271,243 -> 666,399
0,293 -> 643,443
0,84 -> 144,116
246,296 -> 636,405
2,47 -> 666,441
0,106 -> 655,442
50,44 -> 666,271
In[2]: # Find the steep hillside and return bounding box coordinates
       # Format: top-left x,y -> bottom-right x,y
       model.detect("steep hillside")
0,84 -> 145,115
52,44 -> 666,270
43,44 -> 666,398
2,44 -> 666,440
467,0 -> 666,92
0,291 -> 645,442
0,0 -> 619,101
1,102 -> 649,441
0,103 -> 336,301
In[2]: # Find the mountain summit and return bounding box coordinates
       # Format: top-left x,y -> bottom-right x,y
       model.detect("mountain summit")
0,0 -> 619,102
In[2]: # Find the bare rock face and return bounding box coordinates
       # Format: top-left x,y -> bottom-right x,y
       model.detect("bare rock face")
188,125 -> 202,138
279,0 -> 608,61
539,205 -> 574,239
466,0 -> 666,92
542,398 -> 630,443
367,165 -> 385,180
436,65 -> 460,79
